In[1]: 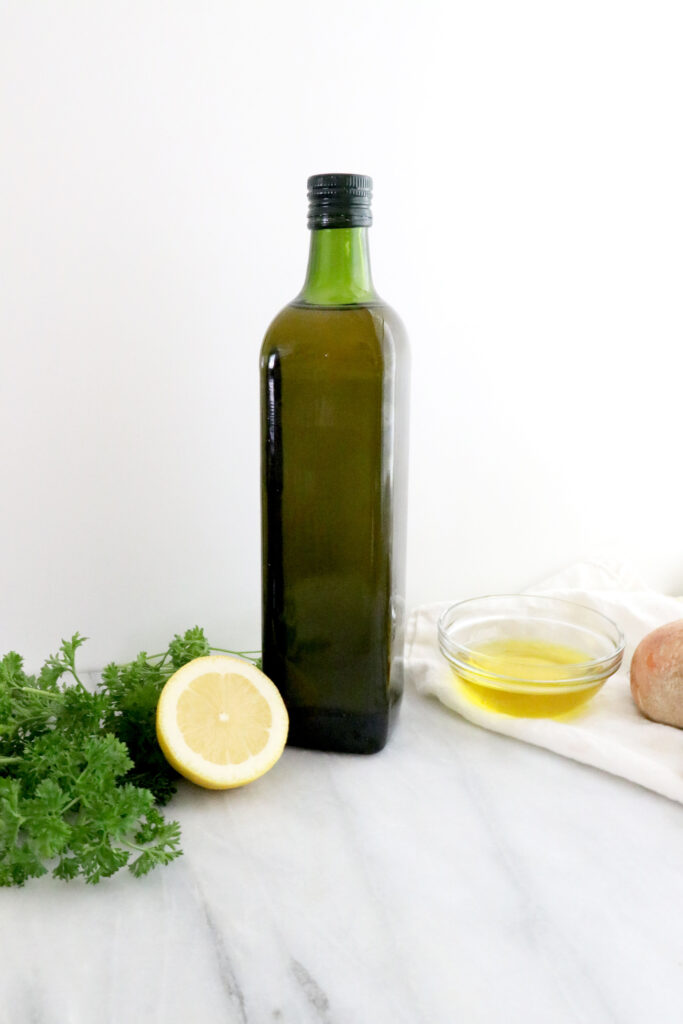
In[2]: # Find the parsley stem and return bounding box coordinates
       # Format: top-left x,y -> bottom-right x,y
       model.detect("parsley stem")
120,839 -> 149,855
19,686 -> 62,699
210,647 -> 260,660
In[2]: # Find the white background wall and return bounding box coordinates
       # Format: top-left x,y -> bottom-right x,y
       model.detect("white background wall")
1,0 -> 682,669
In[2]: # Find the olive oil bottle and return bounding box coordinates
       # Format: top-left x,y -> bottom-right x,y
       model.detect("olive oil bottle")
260,174 -> 409,753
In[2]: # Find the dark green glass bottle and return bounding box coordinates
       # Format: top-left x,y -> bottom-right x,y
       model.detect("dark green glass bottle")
260,174 -> 409,753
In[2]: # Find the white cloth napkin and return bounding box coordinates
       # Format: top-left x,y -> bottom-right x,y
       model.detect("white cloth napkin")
405,561 -> 683,803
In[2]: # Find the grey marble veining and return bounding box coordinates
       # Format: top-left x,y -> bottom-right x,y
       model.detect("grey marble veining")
1,683 -> 682,1024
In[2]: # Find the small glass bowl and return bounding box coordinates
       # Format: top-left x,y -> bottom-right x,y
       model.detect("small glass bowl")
437,595 -> 625,718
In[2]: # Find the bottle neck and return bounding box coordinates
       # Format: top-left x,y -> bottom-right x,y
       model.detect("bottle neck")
297,227 -> 377,305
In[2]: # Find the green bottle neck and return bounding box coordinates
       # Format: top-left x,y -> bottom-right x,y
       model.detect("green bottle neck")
297,227 -> 377,305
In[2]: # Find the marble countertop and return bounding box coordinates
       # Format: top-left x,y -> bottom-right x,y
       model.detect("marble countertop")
2,681 -> 681,1024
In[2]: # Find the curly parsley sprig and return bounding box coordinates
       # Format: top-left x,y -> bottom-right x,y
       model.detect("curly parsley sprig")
0,628 -> 260,886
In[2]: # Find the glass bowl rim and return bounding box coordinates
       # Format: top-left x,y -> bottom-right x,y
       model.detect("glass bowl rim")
437,594 -> 625,687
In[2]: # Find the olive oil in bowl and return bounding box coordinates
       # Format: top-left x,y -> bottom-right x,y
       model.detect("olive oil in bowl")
438,596 -> 625,720
453,638 -> 605,717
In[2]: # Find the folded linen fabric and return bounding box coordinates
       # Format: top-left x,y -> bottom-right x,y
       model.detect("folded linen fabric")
405,562 -> 683,803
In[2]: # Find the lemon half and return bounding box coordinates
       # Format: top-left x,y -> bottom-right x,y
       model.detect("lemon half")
156,655 -> 288,789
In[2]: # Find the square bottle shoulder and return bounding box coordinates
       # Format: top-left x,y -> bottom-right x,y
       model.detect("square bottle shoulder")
260,301 -> 409,368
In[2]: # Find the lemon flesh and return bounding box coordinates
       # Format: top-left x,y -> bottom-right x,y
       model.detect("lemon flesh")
156,655 -> 288,789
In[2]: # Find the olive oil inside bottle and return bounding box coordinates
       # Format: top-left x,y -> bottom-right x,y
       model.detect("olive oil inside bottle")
261,303 -> 408,752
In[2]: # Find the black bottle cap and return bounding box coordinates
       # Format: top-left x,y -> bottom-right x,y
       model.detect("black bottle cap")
307,173 -> 373,229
